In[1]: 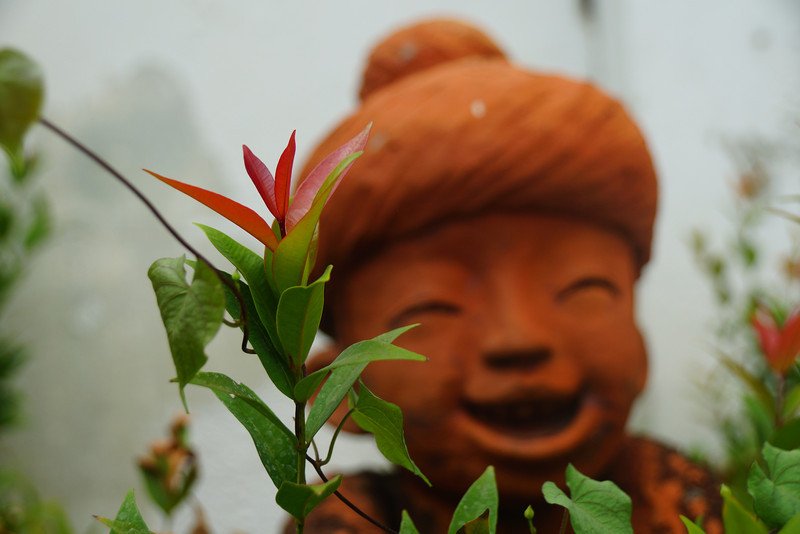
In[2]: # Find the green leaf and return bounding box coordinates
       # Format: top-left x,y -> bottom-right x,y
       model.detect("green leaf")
779,514 -> 800,534
23,194 -> 49,250
448,466 -> 498,534
541,464 -> 633,534
195,372 -> 297,487
275,476 -> 342,520
748,443 -> 800,528
721,484 -> 768,534
219,275 -> 293,397
351,382 -> 429,485
744,395 -> 775,444
720,356 -> 776,421
276,265 -> 331,367
457,510 -> 491,534
95,490 -> 152,534
679,515 -> 707,534
326,339 -> 425,369
771,418 -> 800,450
304,328 -> 425,440
271,152 -> 361,292
783,383 -> 800,419
294,368 -> 328,403
190,372 -> 293,440
399,511 -> 420,534
148,257 -> 224,407
197,224 -> 282,349
0,48 -> 44,177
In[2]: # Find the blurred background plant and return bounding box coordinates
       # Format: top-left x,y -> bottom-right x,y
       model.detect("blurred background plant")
0,109 -> 71,532
691,132 -> 800,507
135,415 -> 208,534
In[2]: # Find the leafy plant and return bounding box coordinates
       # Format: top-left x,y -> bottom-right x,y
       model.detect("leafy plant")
690,139 -> 800,497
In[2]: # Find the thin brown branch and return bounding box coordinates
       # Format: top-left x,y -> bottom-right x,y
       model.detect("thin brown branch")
305,455 -> 398,534
38,117 -> 256,355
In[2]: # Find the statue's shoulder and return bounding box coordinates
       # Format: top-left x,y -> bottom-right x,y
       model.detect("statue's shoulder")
609,435 -> 723,533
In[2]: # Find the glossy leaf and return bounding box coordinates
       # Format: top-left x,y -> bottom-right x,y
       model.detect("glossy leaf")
276,265 -> 331,367
274,130 -> 296,222
198,224 -> 282,351
148,257 -> 224,406
271,151 -> 362,292
218,274 -> 293,397
679,515 -> 706,534
190,372 -> 293,439
0,48 -> 44,177
305,362 -> 366,441
294,368 -> 328,402
779,514 -> 800,534
275,475 -> 342,520
542,464 -> 633,534
721,484 -> 768,534
287,123 -> 371,232
457,511 -> 491,534
242,144 -> 279,221
448,466 -> 498,534
195,372 -> 297,487
325,339 -> 425,369
147,170 -> 278,250
748,443 -> 800,528
399,511 -> 420,534
351,382 -> 429,485
95,490 -> 152,534
304,328 -> 424,440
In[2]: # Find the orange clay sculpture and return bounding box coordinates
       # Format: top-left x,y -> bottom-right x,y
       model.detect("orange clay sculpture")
294,18 -> 722,533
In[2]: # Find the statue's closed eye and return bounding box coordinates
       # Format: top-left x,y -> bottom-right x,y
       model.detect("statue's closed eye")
389,300 -> 462,328
556,277 -> 619,302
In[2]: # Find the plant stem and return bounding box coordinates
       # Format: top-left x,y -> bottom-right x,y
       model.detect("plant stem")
775,372 -> 786,427
37,117 -> 256,355
558,510 -> 569,534
320,408 -> 354,466
294,364 -> 308,534
306,455 -> 398,534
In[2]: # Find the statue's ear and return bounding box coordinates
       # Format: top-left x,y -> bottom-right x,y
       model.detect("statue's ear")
306,345 -> 364,434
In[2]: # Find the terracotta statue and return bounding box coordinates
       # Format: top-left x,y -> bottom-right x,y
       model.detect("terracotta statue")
292,19 -> 722,533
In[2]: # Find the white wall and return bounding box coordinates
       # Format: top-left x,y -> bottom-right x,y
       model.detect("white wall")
0,1 -> 797,532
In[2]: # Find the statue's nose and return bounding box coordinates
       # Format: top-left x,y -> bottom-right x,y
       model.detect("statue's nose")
482,346 -> 551,372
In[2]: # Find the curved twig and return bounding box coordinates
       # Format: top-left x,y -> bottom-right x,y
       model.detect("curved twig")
305,455 -> 398,534
39,117 -> 256,355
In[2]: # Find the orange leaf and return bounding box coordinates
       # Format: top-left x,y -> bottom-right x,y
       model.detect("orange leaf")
146,169 -> 278,251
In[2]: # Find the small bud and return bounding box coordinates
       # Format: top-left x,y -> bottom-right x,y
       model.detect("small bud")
524,505 -> 536,534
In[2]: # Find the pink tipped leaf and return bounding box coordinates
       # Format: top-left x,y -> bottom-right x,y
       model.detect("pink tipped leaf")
775,310 -> 800,374
271,151 -> 363,292
274,131 -> 296,222
242,145 -> 279,221
286,123 -> 371,232
146,169 -> 278,251
752,308 -> 781,360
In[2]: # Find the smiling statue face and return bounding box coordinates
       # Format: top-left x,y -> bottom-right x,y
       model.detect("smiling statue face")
333,213 -> 648,500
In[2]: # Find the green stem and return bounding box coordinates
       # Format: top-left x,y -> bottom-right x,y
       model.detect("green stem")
558,510 -> 569,534
294,365 -> 308,534
320,408 -> 355,466
775,372 -> 786,428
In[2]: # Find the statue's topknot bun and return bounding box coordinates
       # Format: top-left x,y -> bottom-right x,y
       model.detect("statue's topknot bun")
358,18 -> 506,101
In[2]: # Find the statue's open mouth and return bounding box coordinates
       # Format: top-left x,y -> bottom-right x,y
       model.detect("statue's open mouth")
462,394 -> 583,439
457,391 -> 602,460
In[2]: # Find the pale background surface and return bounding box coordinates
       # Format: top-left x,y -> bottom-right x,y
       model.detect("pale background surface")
1,1 -> 799,532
